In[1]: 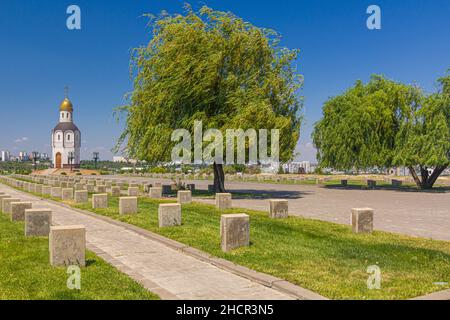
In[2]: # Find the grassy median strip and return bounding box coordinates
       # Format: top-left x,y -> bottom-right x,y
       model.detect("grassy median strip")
5,182 -> 450,300
0,213 -> 159,300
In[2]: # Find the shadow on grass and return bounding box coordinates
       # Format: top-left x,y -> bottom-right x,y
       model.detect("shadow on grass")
86,259 -> 97,267
230,189 -> 309,199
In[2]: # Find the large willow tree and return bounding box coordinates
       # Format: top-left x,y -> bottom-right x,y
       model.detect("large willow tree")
115,5 -> 302,191
313,73 -> 449,189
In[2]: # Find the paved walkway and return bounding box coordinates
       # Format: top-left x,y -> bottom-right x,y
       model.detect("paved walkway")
0,184 -> 293,300
111,177 -> 450,241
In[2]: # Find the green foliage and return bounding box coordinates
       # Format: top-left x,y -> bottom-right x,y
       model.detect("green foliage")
313,74 -> 449,188
313,75 -> 420,170
115,5 -> 303,164
148,166 -> 168,174
394,75 -> 450,167
80,160 -> 123,171
0,161 -> 49,175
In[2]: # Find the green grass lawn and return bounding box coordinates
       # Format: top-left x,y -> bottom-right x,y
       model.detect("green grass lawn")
4,180 -> 450,300
0,213 -> 159,300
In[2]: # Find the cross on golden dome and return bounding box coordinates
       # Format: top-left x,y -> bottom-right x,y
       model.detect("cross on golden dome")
59,86 -> 73,112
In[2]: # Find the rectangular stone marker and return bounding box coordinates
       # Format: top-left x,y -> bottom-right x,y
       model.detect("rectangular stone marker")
116,182 -> 125,189
74,183 -> 84,191
143,183 -> 152,193
95,186 -> 106,193
392,179 -> 403,187
177,190 -> 192,204
60,182 -> 68,188
92,194 -> 108,209
367,180 -> 377,189
49,225 -> 86,267
11,202 -> 32,221
269,199 -> 289,219
74,190 -> 88,203
220,214 -> 250,252
149,187 -> 162,199
25,209 -> 52,237
2,198 -> 21,215
111,186 -> 121,197
0,195 -> 11,212
128,187 -> 139,197
51,187 -> 62,198
119,197 -> 138,215
62,188 -> 74,201
35,184 -> 43,194
158,203 -> 182,227
341,179 -> 348,186
351,208 -> 374,234
216,193 -> 232,210
42,186 -> 52,195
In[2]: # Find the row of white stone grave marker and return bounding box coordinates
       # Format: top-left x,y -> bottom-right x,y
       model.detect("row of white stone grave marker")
2,175 -> 374,254
0,184 -> 86,267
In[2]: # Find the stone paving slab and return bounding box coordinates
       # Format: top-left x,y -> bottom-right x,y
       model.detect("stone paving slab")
0,184 -> 295,300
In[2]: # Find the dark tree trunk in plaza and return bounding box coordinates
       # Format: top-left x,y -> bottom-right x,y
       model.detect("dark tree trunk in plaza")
213,162 -> 226,193
408,165 -> 448,189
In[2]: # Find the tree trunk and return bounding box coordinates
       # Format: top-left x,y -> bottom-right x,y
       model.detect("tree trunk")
213,162 -> 226,193
422,165 -> 448,189
408,165 -> 448,189
408,166 -> 422,187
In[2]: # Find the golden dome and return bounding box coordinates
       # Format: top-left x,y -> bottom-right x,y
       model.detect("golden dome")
59,98 -> 73,112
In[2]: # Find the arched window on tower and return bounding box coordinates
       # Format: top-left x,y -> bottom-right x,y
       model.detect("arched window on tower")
58,134 -> 61,141
68,134 -> 71,141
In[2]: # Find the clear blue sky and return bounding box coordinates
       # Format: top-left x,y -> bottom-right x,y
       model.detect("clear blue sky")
0,0 -> 449,161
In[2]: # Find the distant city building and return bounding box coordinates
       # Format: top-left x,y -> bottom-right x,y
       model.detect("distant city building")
1,150 -> 10,162
113,156 -> 139,164
18,151 -> 29,162
282,161 -> 314,174
113,156 -> 127,163
260,161 -> 279,174
51,89 -> 81,169
388,167 -> 410,176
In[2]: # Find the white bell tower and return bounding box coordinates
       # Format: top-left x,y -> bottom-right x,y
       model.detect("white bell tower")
51,87 -> 81,169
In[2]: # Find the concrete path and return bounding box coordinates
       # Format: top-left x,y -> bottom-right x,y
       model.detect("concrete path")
0,184 -> 293,300
111,176 -> 450,241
